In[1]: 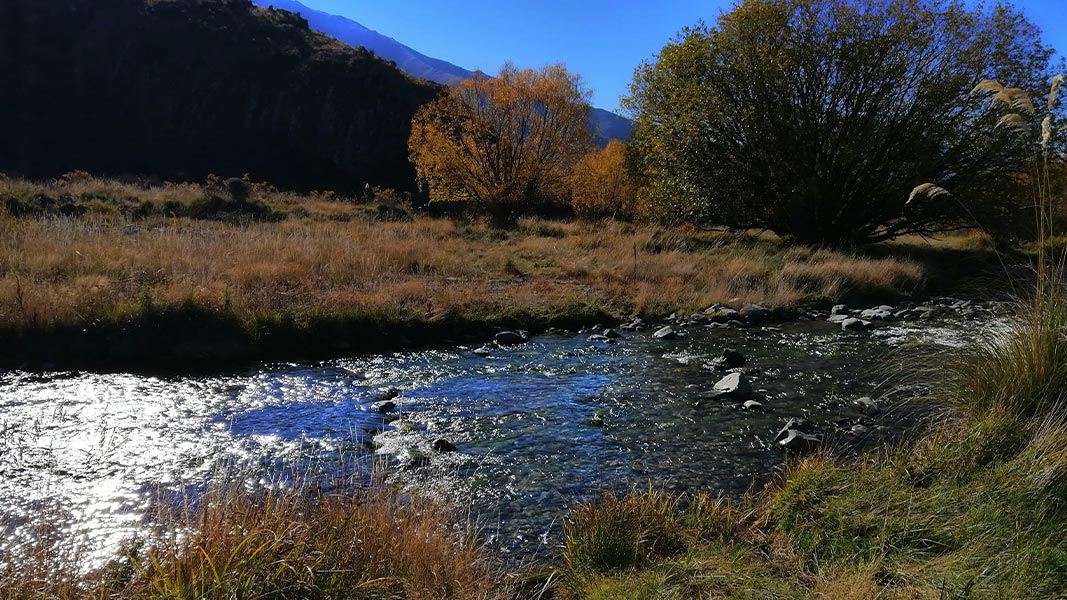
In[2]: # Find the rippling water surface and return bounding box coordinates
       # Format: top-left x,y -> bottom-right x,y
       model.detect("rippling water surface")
0,311 -> 1005,560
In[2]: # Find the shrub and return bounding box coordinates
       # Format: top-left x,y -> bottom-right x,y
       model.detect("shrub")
223,176 -> 251,204
570,140 -> 639,221
625,0 -> 1055,246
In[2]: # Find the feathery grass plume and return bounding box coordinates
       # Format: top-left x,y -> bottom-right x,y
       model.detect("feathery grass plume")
1049,74 -> 1064,110
906,182 -> 951,204
972,79 -> 1036,113
1041,116 -> 1053,151
995,112 -> 1028,132
970,78 -> 1004,96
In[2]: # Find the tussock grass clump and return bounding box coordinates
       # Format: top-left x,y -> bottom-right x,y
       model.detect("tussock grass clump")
0,483 -> 501,600
948,294 -> 1067,419
563,489 -> 685,573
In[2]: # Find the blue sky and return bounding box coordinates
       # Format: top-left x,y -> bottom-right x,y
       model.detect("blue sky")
297,0 -> 1066,112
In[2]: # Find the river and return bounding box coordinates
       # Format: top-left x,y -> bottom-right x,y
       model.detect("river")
0,300 -> 1006,563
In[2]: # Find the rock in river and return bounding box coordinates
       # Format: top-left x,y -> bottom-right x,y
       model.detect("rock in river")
778,429 -> 822,453
372,400 -> 396,413
841,317 -> 872,331
432,438 -> 457,453
713,372 -> 752,397
711,348 -> 746,370
741,304 -> 771,322
653,326 -> 678,340
742,399 -> 765,411
495,331 -> 528,345
860,307 -> 894,321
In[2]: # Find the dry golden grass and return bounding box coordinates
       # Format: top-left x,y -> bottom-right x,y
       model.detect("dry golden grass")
0,176 -> 939,332
0,481 -> 502,600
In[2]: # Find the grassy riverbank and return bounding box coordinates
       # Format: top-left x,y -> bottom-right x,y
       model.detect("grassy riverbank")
0,176 -> 1005,371
559,296 -> 1067,599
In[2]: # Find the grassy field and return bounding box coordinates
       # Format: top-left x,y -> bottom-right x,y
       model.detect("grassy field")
0,175 -> 1003,370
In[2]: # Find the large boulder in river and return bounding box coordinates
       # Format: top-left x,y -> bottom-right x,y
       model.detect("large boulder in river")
713,372 -> 752,397
704,306 -> 740,323
372,400 -> 396,413
495,331 -> 528,345
778,429 -> 822,453
860,307 -> 894,321
431,438 -> 457,453
774,418 -> 822,453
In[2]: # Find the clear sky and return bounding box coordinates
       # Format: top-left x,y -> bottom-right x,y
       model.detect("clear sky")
296,0 -> 1066,113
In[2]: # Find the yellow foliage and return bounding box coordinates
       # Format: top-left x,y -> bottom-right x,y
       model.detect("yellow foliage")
408,63 -> 593,225
570,140 -> 639,221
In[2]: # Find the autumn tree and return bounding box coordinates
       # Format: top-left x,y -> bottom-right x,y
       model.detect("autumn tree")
626,0 -> 1055,246
570,140 -> 639,221
409,64 -> 593,226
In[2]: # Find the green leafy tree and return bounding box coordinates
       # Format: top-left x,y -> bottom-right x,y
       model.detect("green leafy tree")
626,0 -> 1056,246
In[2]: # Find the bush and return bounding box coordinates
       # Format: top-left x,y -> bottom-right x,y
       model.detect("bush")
570,140 -> 639,221
626,0 -> 1055,246
223,176 -> 251,204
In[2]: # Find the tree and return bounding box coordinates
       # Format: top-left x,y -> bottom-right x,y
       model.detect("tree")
570,140 -> 639,221
409,64 -> 593,226
625,0 -> 1056,246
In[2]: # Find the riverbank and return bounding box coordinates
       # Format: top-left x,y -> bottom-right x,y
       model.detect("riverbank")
0,176 -> 1010,372
558,297 -> 1067,599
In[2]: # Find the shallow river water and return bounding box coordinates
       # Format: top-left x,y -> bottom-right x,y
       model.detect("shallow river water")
0,306 -> 1005,561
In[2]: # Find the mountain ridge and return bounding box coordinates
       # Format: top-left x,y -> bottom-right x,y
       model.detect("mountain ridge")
253,0 -> 633,144
0,0 -> 437,191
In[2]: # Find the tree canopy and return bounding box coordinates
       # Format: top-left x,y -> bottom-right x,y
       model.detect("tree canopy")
625,0 -> 1056,246
408,64 -> 593,225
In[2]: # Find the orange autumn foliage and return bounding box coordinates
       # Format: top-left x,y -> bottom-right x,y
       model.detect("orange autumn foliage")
408,63 -> 593,225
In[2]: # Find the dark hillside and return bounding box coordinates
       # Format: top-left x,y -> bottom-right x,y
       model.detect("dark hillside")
0,0 -> 438,191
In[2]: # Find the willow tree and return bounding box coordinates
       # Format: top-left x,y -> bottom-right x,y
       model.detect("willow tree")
626,0 -> 1055,246
408,64 -> 593,226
